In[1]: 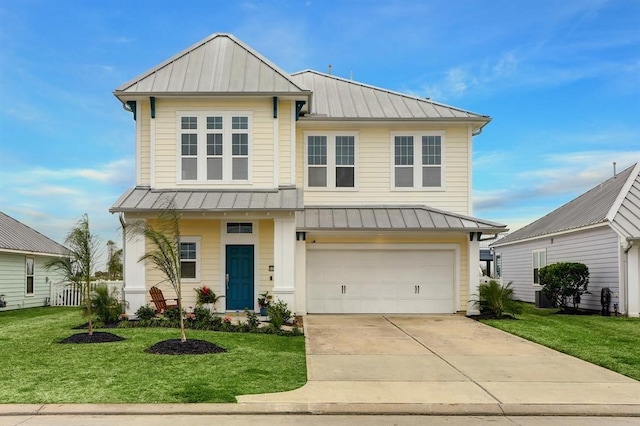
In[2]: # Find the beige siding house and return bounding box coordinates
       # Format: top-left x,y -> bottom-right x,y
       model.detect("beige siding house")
110,33 -> 506,316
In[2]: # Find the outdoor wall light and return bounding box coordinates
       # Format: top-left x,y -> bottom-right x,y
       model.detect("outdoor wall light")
269,265 -> 274,271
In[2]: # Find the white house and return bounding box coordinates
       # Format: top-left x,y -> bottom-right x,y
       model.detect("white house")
110,33 -> 507,316
491,163 -> 640,316
0,212 -> 67,310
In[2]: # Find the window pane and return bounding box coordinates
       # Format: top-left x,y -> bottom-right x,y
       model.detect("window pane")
207,133 -> 223,156
207,158 -> 222,180
394,136 -> 413,165
533,268 -> 539,284
540,251 -> 546,266
422,166 -> 442,187
206,116 -> 222,129
26,258 -> 34,275
422,136 -> 441,165
181,134 -> 197,155
395,167 -> 413,187
232,116 -> 248,129
26,276 -> 34,294
227,222 -> 253,234
336,167 -> 354,187
180,262 -> 196,279
232,134 -> 248,155
232,158 -> 248,180
180,242 -> 197,260
335,136 -> 354,166
308,136 -> 327,165
181,158 -> 197,180
308,167 -> 327,187
181,116 -> 197,129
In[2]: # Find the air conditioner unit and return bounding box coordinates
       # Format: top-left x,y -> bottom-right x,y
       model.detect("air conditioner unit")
535,290 -> 553,308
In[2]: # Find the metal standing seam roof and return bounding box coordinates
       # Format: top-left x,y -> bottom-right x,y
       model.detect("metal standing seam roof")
0,212 -> 67,256
296,206 -> 507,233
115,33 -> 311,97
110,187 -> 304,213
290,70 -> 491,124
492,163 -> 640,246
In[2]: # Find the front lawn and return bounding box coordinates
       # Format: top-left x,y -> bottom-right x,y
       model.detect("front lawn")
0,307 -> 306,403
481,304 -> 640,381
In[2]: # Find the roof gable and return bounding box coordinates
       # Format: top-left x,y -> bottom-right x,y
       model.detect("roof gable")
0,212 -> 67,256
291,70 -> 490,124
493,163 -> 640,246
115,33 -> 310,96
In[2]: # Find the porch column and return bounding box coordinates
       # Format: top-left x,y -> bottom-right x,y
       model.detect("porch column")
628,244 -> 640,317
273,217 -> 296,311
124,219 -> 147,316
295,234 -> 307,315
467,238 -> 480,315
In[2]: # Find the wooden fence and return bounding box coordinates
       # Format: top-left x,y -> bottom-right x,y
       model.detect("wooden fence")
49,280 -> 124,307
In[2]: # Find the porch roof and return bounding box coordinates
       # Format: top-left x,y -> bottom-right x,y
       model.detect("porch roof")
296,206 -> 507,233
110,187 -> 303,213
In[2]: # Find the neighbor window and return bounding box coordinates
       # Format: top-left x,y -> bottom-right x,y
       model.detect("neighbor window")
26,257 -> 34,295
495,253 -> 502,279
179,237 -> 200,281
392,132 -> 444,189
532,249 -> 546,285
178,112 -> 251,182
306,132 -> 357,189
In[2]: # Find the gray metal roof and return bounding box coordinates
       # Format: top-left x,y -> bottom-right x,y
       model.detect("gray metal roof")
297,206 -> 507,233
110,187 -> 304,213
611,164 -> 640,238
493,163 -> 640,246
0,212 -> 67,256
115,33 -> 311,97
291,70 -> 490,125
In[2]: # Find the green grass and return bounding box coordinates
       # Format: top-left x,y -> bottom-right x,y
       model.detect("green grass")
481,304 -> 640,381
0,307 -> 306,403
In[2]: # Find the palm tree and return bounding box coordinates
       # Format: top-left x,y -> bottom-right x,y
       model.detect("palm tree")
128,207 -> 187,342
45,214 -> 100,335
106,240 -> 123,280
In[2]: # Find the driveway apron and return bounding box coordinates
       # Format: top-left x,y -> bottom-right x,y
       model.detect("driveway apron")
238,315 -> 640,409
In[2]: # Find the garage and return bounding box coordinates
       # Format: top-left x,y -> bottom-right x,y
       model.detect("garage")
306,246 -> 456,314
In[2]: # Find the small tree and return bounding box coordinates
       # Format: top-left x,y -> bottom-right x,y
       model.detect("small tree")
473,280 -> 523,319
127,207 -> 187,342
539,262 -> 590,310
45,214 -> 100,335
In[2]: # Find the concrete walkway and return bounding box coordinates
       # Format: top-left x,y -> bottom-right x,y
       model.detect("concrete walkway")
237,314 -> 640,415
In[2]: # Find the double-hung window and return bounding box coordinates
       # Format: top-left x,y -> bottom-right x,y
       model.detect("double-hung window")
179,237 -> 200,281
532,249 -> 546,285
391,132 -> 444,189
306,132 -> 357,189
178,112 -> 251,183
25,257 -> 34,295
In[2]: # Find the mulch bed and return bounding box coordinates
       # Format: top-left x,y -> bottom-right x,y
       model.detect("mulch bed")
59,332 -> 125,344
555,308 -> 595,315
145,339 -> 227,355
468,313 -> 518,321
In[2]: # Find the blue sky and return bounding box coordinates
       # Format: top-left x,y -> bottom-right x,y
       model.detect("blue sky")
1,0 -> 639,266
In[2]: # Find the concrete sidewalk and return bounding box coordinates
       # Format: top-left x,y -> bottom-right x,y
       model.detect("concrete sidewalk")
1,314 -> 639,417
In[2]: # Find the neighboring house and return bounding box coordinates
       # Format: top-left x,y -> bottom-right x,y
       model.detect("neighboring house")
110,33 -> 507,316
0,212 -> 67,311
491,163 -> 640,317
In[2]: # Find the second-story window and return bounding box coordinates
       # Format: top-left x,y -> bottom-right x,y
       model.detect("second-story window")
178,112 -> 251,183
391,132 -> 444,190
305,132 -> 357,189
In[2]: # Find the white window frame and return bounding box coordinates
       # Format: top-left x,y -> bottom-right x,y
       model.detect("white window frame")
304,131 -> 358,190
532,249 -> 547,286
179,236 -> 201,283
176,111 -> 252,184
390,131 -> 445,191
25,256 -> 35,296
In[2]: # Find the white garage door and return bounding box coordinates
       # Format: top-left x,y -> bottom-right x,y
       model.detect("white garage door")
307,248 -> 456,314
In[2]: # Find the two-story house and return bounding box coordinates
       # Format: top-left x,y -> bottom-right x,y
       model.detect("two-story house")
110,33 -> 507,316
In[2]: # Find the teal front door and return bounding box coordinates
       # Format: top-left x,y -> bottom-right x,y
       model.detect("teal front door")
226,245 -> 254,310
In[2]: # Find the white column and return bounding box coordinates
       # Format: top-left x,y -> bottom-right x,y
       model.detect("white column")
295,236 -> 307,315
273,217 -> 296,310
124,219 -> 147,316
467,237 -> 480,315
627,245 -> 640,317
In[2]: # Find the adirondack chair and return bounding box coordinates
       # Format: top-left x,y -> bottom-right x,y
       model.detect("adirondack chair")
149,286 -> 178,313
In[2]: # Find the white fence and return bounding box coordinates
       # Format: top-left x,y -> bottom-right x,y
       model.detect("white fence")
49,280 -> 124,307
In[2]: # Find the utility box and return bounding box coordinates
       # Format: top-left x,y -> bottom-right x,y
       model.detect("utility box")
535,290 -> 553,308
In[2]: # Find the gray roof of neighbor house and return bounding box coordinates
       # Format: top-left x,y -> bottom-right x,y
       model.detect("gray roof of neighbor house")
110,187 -> 303,213
291,70 -> 490,127
297,206 -> 507,233
114,33 -> 311,97
492,163 -> 640,246
0,212 -> 67,256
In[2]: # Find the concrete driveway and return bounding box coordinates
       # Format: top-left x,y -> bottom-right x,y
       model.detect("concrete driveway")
238,315 -> 640,415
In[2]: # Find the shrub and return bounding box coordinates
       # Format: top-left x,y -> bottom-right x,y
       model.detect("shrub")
474,280 -> 523,319
244,309 -> 260,332
135,304 -> 157,320
163,307 -> 184,324
267,299 -> 292,330
539,262 -> 590,309
90,284 -> 123,324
